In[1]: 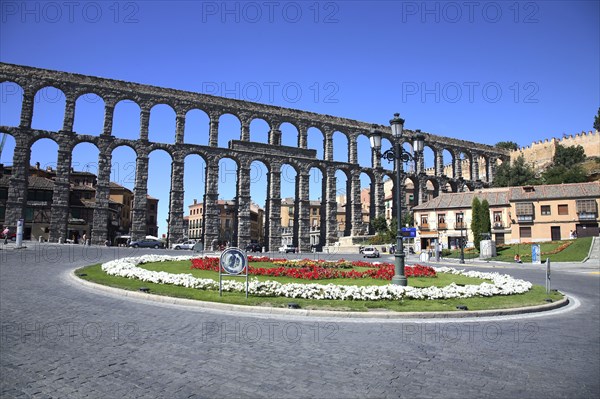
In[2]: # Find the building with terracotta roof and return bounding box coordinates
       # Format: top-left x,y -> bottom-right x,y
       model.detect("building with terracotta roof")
412,182 -> 599,250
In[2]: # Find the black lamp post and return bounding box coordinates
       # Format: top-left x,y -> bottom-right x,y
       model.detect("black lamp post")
370,113 -> 425,286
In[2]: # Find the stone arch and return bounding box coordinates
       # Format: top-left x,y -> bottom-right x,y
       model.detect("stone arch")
332,131 -> 349,163
31,86 -> 66,132
279,121 -> 299,147
335,168 -> 351,236
72,141 -> 101,178
307,127 -> 324,160
73,92 -> 106,136
148,148 -> 174,237
184,108 -> 210,146
112,99 -> 141,140
0,130 -> 16,166
423,144 -> 436,176
149,103 -> 176,143
183,152 -> 207,240
218,113 -> 242,148
356,133 -> 371,168
423,177 -> 439,202
441,148 -> 454,177
250,118 -> 270,144
0,81 -> 23,126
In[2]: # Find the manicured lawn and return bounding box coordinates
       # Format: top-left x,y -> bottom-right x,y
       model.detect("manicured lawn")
443,237 -> 592,263
76,262 -> 564,312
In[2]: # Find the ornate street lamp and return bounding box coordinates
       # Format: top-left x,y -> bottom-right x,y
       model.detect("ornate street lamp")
370,113 -> 425,286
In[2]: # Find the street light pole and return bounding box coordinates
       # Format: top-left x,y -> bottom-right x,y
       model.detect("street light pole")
370,113 -> 425,286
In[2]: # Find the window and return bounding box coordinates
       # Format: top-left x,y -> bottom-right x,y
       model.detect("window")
519,226 -> 532,238
516,202 -> 534,222
493,211 -> 502,222
558,204 -> 568,215
420,215 -> 428,226
541,205 -> 551,215
150,204 -> 156,211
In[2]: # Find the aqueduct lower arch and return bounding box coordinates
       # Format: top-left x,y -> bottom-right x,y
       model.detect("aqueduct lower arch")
0,63 -> 509,250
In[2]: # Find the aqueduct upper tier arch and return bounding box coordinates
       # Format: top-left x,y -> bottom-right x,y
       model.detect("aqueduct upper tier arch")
0,63 -> 509,250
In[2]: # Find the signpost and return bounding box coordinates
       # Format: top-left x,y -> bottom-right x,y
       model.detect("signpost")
545,259 -> 551,294
531,243 -> 541,264
219,247 -> 249,298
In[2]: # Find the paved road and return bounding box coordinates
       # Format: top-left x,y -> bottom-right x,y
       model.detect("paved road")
1,242 -> 598,398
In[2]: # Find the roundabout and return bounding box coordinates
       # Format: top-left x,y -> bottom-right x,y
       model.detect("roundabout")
1,244 -> 598,398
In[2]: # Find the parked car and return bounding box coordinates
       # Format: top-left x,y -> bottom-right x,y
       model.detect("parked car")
129,239 -> 164,249
278,244 -> 297,253
245,243 -> 262,252
362,246 -> 380,258
171,240 -> 196,250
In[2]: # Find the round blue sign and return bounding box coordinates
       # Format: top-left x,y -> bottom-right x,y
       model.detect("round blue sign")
220,248 -> 247,275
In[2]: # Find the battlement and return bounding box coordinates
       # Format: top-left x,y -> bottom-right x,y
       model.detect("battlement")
511,130 -> 599,169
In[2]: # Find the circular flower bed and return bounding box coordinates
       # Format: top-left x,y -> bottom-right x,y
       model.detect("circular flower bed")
99,254 -> 532,301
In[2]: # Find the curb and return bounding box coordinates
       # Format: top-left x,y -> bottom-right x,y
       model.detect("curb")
67,269 -> 570,320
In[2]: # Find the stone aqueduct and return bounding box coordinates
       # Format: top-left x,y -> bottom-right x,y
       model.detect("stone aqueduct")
0,63 -> 509,250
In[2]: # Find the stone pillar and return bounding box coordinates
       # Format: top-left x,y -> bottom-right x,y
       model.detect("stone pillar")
4,140 -> 29,231
203,158 -> 220,249
416,150 -> 425,175
349,135 -> 358,164
62,94 -> 76,132
324,130 -> 333,161
371,147 -> 381,169
236,163 -> 251,248
175,111 -> 185,144
350,171 -> 363,236
325,168 -> 337,245
297,123 -> 308,149
454,152 -> 462,179
297,171 -> 310,252
487,156 -> 497,184
49,145 -> 72,242
91,151 -> 112,245
240,117 -> 250,142
131,154 -> 149,240
102,100 -> 115,136
269,128 -> 282,146
417,177 -> 428,205
435,149 -> 444,177
374,172 -> 385,219
139,105 -> 150,141
168,155 -> 185,245
209,115 -> 219,147
344,178 -> 351,236
19,89 -> 34,128
267,166 -> 282,251
471,153 -> 480,181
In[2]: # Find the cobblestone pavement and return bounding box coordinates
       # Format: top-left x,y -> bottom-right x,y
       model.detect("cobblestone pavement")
1,243 -> 598,398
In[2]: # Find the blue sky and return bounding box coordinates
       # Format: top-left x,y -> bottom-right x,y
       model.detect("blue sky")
1,0 -> 598,236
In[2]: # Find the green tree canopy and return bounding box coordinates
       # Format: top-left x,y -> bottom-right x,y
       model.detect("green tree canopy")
495,141 -> 519,151
471,197 -> 482,251
480,199 -> 491,239
493,155 -> 538,187
594,107 -> 600,131
371,216 -> 388,234
553,144 -> 586,168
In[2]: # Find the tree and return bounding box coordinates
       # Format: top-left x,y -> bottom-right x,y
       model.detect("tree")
389,217 -> 398,240
471,197 -> 482,251
480,199 -> 491,240
493,155 -> 538,187
594,107 -> 600,131
495,141 -> 519,151
371,216 -> 388,234
542,165 -> 588,184
553,144 -> 586,168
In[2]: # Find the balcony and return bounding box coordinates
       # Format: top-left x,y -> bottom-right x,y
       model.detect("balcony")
454,222 -> 467,230
578,212 -> 598,221
438,223 -> 447,230
419,223 -> 430,231
492,221 -> 504,229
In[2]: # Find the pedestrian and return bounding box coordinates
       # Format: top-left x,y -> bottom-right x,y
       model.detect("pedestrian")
514,254 -> 522,264
82,233 -> 87,244
3,227 -> 9,245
